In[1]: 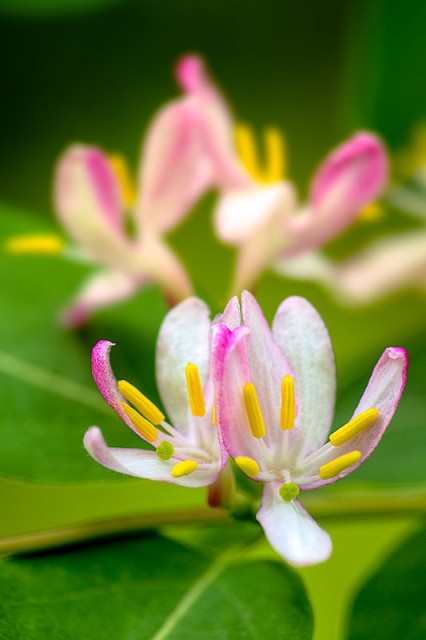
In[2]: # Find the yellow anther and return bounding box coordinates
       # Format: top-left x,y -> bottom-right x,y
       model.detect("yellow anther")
212,405 -> 217,425
108,153 -> 136,207
118,380 -> 165,425
243,382 -> 266,438
235,456 -> 260,478
185,363 -> 206,417
358,201 -> 385,222
171,459 -> 198,478
235,123 -> 286,183
319,450 -> 362,480
329,408 -> 379,447
121,402 -> 158,443
264,127 -> 286,182
280,374 -> 296,430
5,234 -> 64,255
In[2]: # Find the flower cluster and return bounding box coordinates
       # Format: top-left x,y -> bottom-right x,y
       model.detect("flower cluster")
85,292 -> 407,566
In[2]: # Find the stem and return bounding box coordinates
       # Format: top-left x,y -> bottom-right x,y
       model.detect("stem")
1,489 -> 425,557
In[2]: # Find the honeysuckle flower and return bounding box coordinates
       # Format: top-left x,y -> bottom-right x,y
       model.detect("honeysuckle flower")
84,297 -> 227,488
212,291 -> 407,566
175,54 -> 389,294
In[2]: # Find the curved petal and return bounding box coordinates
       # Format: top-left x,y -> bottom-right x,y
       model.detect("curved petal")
286,133 -> 388,254
156,297 -> 211,428
241,291 -> 292,448
337,232 -> 426,305
91,340 -> 150,440
61,270 -> 146,328
214,295 -> 241,330
84,427 -> 219,487
257,482 -> 332,566
272,296 -> 336,458
136,55 -> 248,236
302,347 -> 408,489
273,250 -> 337,289
54,146 -> 130,261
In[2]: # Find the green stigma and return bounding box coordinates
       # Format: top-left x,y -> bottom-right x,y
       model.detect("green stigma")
156,441 -> 174,461
279,482 -> 299,503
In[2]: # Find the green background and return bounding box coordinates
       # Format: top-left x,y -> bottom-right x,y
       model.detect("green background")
0,0 -> 425,638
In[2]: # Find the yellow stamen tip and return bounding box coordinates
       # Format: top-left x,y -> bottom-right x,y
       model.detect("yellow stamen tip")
319,450 -> 362,480
280,374 -> 296,430
171,460 -> 198,478
121,402 -> 158,443
108,153 -> 136,207
118,380 -> 165,425
329,408 -> 379,447
243,382 -> 266,439
358,202 -> 385,222
5,234 -> 64,255
185,363 -> 206,417
212,404 -> 217,425
234,122 -> 286,183
235,456 -> 260,478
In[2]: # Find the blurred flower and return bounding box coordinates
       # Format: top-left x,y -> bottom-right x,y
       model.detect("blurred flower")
176,54 -> 388,293
84,298 -> 227,488
212,292 -> 407,565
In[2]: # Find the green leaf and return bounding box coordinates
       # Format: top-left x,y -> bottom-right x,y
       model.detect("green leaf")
0,0 -> 123,18
0,530 -> 313,640
346,521 -> 426,640
0,206 -> 171,483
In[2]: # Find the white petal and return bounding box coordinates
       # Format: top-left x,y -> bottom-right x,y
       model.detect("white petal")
84,426 -> 219,487
257,482 -> 332,566
272,296 -> 336,457
156,297 -> 211,428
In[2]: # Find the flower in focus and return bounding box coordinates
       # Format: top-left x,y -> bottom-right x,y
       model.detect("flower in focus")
175,54 -> 389,294
84,298 -> 226,488
212,291 -> 407,565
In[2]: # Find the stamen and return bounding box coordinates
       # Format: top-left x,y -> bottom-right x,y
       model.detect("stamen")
264,127 -> 286,181
243,382 -> 266,438
5,234 -> 64,255
118,380 -> 165,425
329,408 -> 379,447
234,123 -> 286,183
121,402 -> 158,443
212,405 -> 217,425
280,374 -> 296,430
185,363 -> 206,417
156,441 -> 174,460
108,154 -> 136,207
235,456 -> 260,478
279,483 -> 300,502
358,202 -> 384,222
171,460 -> 198,478
319,450 -> 362,480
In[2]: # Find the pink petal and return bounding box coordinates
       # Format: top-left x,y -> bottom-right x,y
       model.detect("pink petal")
156,297 -> 212,429
91,340 -> 149,440
136,55 -> 248,236
286,133 -> 388,254
60,270 -> 146,328
54,146 -> 128,259
272,296 -> 336,457
257,482 -> 332,566
84,426 -> 220,487
211,322 -> 262,464
302,347 -> 408,489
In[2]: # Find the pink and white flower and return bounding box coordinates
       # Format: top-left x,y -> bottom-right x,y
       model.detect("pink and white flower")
212,292 -> 407,565
84,298 -> 226,487
176,55 -> 389,293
